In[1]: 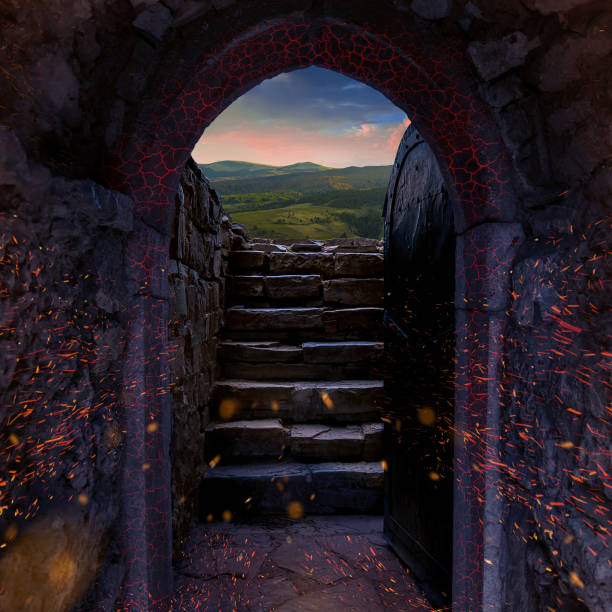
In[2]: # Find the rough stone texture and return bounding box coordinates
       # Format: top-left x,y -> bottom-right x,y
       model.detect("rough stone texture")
230,250 -> 266,272
468,32 -> 540,81
230,275 -> 265,298
265,274 -> 321,299
322,308 -> 384,335
303,341 -> 383,364
168,159 -> 231,558
200,461 -> 383,515
205,419 -> 288,460
0,127 -> 133,609
1,0 -> 611,609
225,307 -> 324,331
221,361 -> 374,381
323,278 -> 384,306
334,252 -> 384,276
213,380 -> 383,423
269,252 -> 334,277
173,516 -> 432,611
291,424 -> 365,461
219,341 -> 302,363
204,420 -> 382,463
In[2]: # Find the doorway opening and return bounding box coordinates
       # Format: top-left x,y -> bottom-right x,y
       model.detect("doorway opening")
106,12 -> 518,610
166,67 -> 454,610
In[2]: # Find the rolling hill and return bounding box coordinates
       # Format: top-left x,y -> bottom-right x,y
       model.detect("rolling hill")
198,161 -> 392,240
200,160 -> 332,180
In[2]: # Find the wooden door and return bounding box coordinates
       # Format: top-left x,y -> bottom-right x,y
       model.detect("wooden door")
383,124 -> 455,606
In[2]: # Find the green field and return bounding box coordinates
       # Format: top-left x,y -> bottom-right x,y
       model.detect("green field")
230,202 -> 383,240
199,161 -> 391,240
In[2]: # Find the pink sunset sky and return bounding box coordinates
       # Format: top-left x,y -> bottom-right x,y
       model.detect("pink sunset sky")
192,67 -> 410,168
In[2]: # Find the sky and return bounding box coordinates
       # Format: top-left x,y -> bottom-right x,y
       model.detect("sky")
192,66 -> 410,168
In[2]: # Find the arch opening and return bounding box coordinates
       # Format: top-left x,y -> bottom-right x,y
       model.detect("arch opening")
106,13 -> 521,611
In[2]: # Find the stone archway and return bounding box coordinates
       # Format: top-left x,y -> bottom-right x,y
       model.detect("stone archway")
103,10 -> 524,611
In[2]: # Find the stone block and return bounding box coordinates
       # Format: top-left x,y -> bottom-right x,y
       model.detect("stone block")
334,253 -> 383,276
225,307 -> 323,331
323,279 -> 384,306
456,222 -> 525,311
410,0 -> 451,20
212,380 -> 382,422
290,425 -> 364,461
361,423 -> 384,461
269,252 -> 334,277
302,341 -> 383,364
289,241 -> 323,252
229,250 -> 266,272
322,308 -> 383,334
310,462 -> 384,513
265,275 -> 321,299
219,341 -> 302,363
323,238 -> 381,253
468,32 -> 540,81
132,3 -> 172,41
205,419 -> 288,460
230,275 -> 265,298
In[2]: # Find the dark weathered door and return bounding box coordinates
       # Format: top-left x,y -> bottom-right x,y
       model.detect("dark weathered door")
383,125 -> 455,605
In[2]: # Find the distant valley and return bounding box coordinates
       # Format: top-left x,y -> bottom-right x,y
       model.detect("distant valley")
198,160 -> 392,240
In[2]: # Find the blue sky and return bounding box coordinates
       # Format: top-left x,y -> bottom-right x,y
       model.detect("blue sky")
192,66 -> 410,167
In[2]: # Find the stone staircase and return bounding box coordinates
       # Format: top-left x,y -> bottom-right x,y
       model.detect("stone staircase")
199,238 -> 385,519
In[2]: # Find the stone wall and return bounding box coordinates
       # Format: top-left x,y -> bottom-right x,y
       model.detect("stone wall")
0,1 -> 610,609
0,126 -> 133,609
168,159 -> 230,556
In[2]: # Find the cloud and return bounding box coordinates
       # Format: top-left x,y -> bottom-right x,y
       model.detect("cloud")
386,118 -> 411,153
192,66 -> 410,167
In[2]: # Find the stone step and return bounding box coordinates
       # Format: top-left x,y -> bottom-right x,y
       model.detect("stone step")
205,420 -> 383,463
221,361 -> 379,380
334,252 -> 383,276
229,250 -> 267,272
323,278 -> 384,306
219,339 -> 383,380
199,460 -> 384,518
223,307 -> 383,340
269,252 -> 335,277
322,307 -> 384,335
225,307 -> 324,331
229,274 -> 322,300
219,340 -> 383,365
219,341 -> 303,363
302,341 -> 383,363
212,380 -> 383,423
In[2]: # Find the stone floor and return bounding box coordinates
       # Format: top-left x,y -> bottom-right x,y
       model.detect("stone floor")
172,515 -> 434,611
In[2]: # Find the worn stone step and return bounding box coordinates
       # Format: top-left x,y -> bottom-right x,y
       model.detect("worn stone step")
212,380 -> 383,422
219,341 -> 303,363
334,252 -> 384,276
229,274 -> 322,300
265,274 -> 321,299
302,341 -> 383,364
323,278 -> 384,306
220,340 -> 383,365
199,460 -> 384,517
229,250 -> 267,272
322,307 -> 384,334
204,420 -> 383,463
221,361 -> 379,381
291,423 -> 383,462
225,307 -> 323,331
205,419 -> 288,461
269,252 -> 334,277
323,238 -> 382,253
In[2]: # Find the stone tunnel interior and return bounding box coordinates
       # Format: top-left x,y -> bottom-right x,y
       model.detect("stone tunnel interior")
0,1 -> 610,611
167,70 -> 456,607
